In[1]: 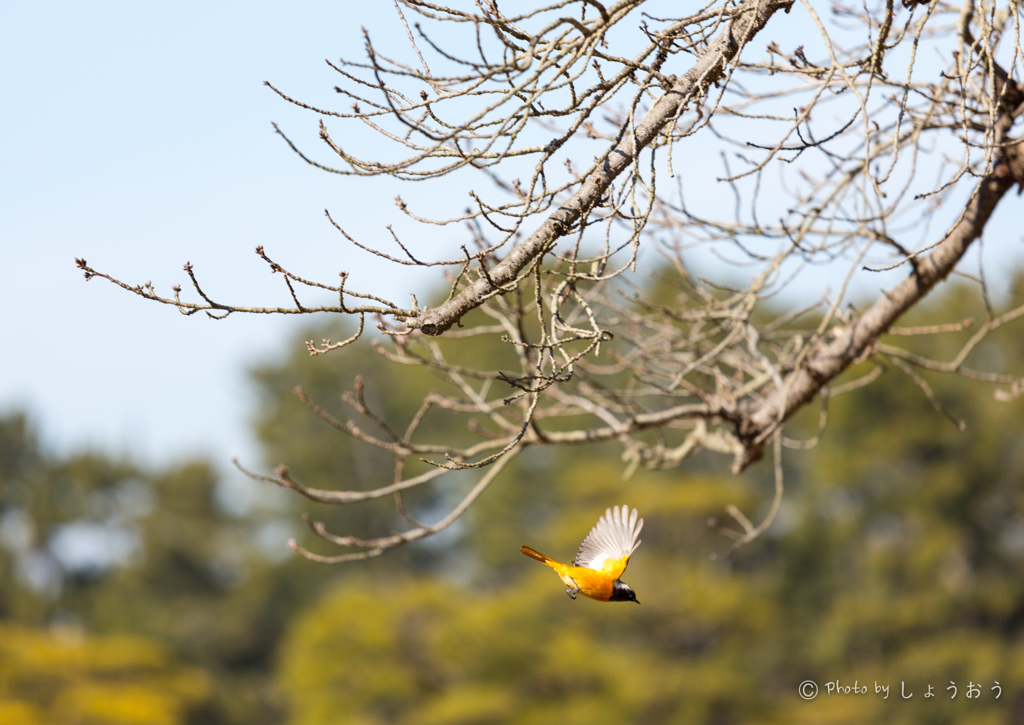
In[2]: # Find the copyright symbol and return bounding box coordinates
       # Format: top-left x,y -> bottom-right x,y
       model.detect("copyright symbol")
799,680 -> 818,700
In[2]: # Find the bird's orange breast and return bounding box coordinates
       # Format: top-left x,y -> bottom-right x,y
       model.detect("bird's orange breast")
553,564 -> 616,602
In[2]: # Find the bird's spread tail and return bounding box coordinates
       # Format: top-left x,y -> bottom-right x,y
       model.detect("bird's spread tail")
521,545 -> 559,568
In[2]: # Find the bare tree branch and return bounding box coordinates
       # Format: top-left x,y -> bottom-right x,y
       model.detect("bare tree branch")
733,70 -> 1024,470
80,0 -> 1024,560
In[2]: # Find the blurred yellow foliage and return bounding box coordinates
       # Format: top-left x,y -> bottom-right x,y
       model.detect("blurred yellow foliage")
0,624 -> 209,725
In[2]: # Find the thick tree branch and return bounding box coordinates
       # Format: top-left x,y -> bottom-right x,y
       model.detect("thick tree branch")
734,121 -> 1024,471
411,0 -> 791,336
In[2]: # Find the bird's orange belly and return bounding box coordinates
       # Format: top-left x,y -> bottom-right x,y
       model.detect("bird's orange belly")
557,565 -> 615,602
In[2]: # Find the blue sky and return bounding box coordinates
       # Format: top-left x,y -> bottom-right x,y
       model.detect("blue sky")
2,2 -> 447,472
4,1 -> 1023,483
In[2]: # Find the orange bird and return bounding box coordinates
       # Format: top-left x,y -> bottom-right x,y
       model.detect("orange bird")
521,505 -> 643,603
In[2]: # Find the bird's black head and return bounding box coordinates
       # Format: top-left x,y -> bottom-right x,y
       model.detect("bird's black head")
610,579 -> 639,604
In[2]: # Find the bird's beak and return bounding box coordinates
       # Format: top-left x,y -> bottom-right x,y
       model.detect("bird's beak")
634,599 -> 641,605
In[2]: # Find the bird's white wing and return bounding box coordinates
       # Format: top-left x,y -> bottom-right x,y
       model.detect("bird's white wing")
573,505 -> 643,576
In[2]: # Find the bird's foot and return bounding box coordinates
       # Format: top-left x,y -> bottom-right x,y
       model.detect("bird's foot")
565,580 -> 579,600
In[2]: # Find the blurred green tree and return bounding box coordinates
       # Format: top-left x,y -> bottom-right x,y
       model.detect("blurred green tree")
274,277 -> 1024,725
5,273 -> 1024,725
0,418 -> 307,724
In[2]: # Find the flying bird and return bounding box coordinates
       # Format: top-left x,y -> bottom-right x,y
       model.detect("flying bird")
521,505 -> 643,603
